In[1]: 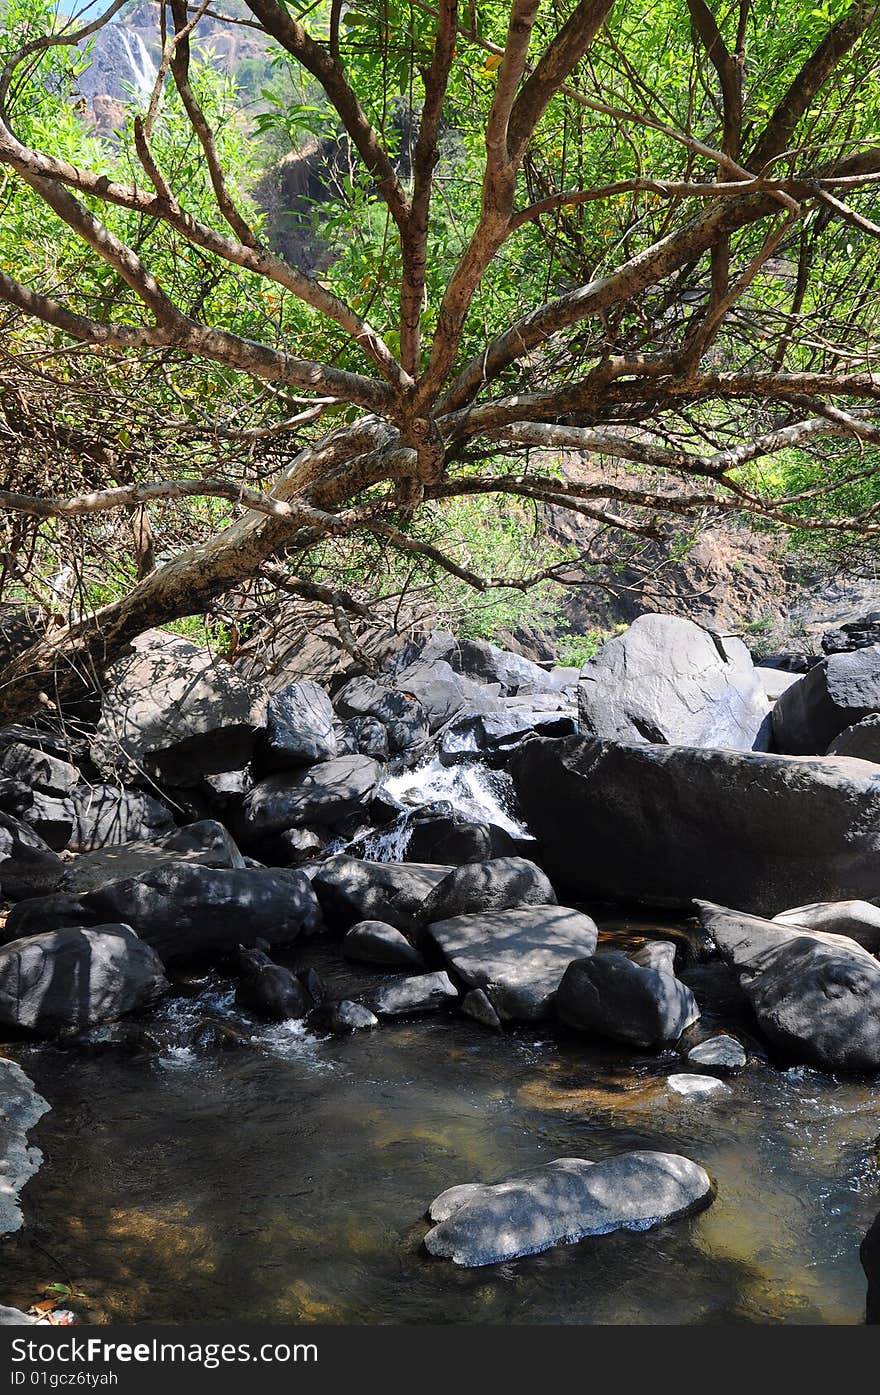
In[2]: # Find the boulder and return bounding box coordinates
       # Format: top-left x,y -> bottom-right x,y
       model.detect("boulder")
343,920 -> 425,969
630,941 -> 677,974
578,615 -> 770,751
0,812 -> 64,900
772,645 -> 880,755
241,755 -> 381,835
828,713 -> 880,762
311,856 -> 452,931
822,612 -> 880,655
0,742 -> 79,796
0,1058 -> 50,1235
2,892 -> 94,944
511,736 -> 880,913
697,900 -> 880,1071
556,951 -> 699,1048
772,899 -> 880,952
461,988 -> 503,1031
404,811 -> 517,865
440,706 -> 577,762
336,717 -> 390,761
368,970 -> 458,1017
61,819 -> 245,895
392,659 -> 501,731
424,1151 -> 714,1266
334,676 -> 429,756
80,864 -> 322,962
68,783 -> 176,851
259,680 -> 337,769
426,905 -> 598,1022
91,631 -> 268,785
686,1035 -> 747,1069
0,783 -> 73,851
418,857 -> 556,926
754,667 -> 803,702
0,925 -> 168,1036
234,945 -> 310,1021
397,632 -> 554,695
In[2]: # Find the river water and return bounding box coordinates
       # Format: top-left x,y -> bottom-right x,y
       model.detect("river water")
2,927 -> 879,1325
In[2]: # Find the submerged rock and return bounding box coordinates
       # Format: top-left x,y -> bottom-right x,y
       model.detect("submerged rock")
0,925 -> 168,1036
424,1151 -> 714,1266
577,614 -> 770,751
0,1057 -> 50,1234
368,970 -> 458,1017
556,951 -> 699,1048
426,905 -> 598,1022
697,900 -> 880,1071
512,736 -> 880,912
666,1074 -> 729,1098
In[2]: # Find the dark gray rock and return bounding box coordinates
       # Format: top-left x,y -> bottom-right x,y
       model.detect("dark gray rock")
336,716 -> 390,761
0,783 -> 73,851
80,863 -> 322,962
822,612 -> 880,655
334,676 -> 429,756
461,988 -> 503,1030
234,945 -> 310,1020
0,1058 -> 50,1235
440,706 -> 577,762
0,742 -> 79,796
578,614 -> 770,751
773,645 -> 880,755
260,680 -> 336,769
311,855 -> 452,931
61,819 -> 244,895
0,924 -> 168,1036
424,1151 -> 714,1266
2,892 -> 92,944
697,900 -> 880,1071
242,755 -> 381,834
68,783 -> 176,851
426,904 -> 598,1021
828,713 -> 880,762
272,827 -> 326,865
368,970 -> 458,1017
318,999 -> 378,1033
512,736 -> 880,913
772,899 -> 880,951
393,659 -> 502,731
404,811 -> 516,864
418,856 -> 556,926
397,632 -> 554,696
343,920 -> 425,969
0,811 -> 64,900
557,951 -> 699,1047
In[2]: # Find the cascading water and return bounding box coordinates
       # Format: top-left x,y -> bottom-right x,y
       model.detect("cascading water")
119,29 -> 158,97
357,758 -> 531,862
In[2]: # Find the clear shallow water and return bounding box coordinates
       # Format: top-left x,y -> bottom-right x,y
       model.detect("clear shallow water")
2,934 -> 880,1326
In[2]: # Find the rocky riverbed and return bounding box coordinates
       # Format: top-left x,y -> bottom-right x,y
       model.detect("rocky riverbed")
1,611 -> 880,1321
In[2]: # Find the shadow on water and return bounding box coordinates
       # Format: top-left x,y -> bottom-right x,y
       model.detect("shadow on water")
2,937 -> 879,1325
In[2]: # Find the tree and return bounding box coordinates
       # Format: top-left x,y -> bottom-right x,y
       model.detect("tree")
0,0 -> 879,719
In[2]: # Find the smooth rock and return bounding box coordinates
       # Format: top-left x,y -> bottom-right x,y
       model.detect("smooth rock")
343,920 -> 425,969
318,999 -> 378,1033
68,783 -> 175,851
397,632 -> 554,696
334,676 -> 429,756
426,905 -> 598,1022
393,659 -> 501,731
577,614 -> 770,751
234,945 -> 310,1020
686,1036 -> 747,1069
772,899 -> 880,952
0,812 -> 64,900
242,755 -> 381,834
368,970 -> 458,1017
336,716 -> 389,761
630,941 -> 677,974
0,925 -> 168,1035
666,1074 -> 729,1097
828,713 -> 880,763
697,899 -> 880,1071
460,988 -> 503,1030
418,856 -> 556,926
311,856 -> 452,931
404,811 -> 516,865
424,1151 -> 714,1266
0,784 -> 73,851
773,645 -> 880,754
61,819 -> 244,895
556,951 -> 699,1048
259,680 -> 337,769
511,736 -> 880,912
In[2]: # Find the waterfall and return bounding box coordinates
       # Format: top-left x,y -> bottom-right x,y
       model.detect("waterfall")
119,29 -> 158,98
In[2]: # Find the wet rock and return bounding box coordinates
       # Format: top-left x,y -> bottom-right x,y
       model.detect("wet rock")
578,615 -> 770,751
92,630 -> 268,785
80,864 -> 322,962
311,855 -> 452,931
298,967 -> 326,1005
418,857 -> 556,926
426,905 -> 598,1022
556,951 -> 699,1048
0,1057 -> 50,1234
368,970 -> 458,1017
630,941 -> 677,974
697,900 -> 880,1071
343,920 -> 425,969
511,736 -> 880,913
188,1018 -> 252,1051
68,783 -> 176,852
242,755 -> 381,835
424,1150 -> 714,1266
827,713 -> 880,763
61,819 -> 245,895
334,676 -> 429,756
461,988 -> 503,1030
772,645 -> 880,755
0,811 -> 64,900
686,1036 -> 747,1070
258,679 -> 337,770
317,999 -> 378,1033
772,899 -> 880,953
0,925 -> 168,1036
666,1074 -> 729,1097
404,811 -> 516,865
234,945 -> 310,1021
